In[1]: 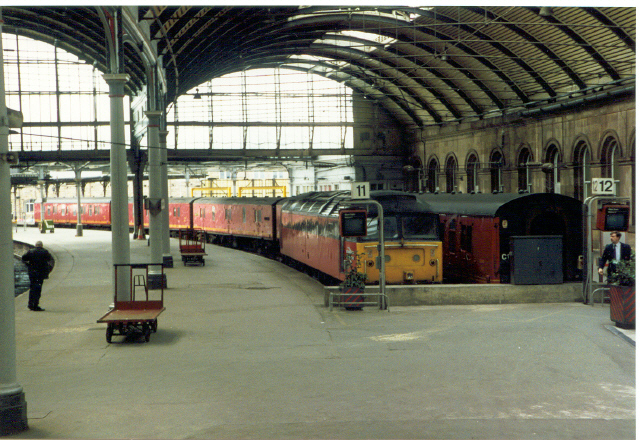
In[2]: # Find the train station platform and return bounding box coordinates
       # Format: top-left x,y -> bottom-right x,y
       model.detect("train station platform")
7,227 -> 636,439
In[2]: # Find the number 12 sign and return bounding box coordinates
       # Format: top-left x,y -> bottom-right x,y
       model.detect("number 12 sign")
591,178 -> 615,196
351,182 -> 370,199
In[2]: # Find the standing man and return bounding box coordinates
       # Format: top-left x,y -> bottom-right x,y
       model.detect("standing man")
21,240 -> 53,311
598,231 -> 632,279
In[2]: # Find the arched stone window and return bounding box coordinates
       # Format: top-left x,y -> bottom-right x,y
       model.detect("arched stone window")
445,155 -> 458,193
427,157 -> 439,193
545,144 -> 561,193
517,147 -> 532,192
490,150 -> 504,193
466,153 -> 479,193
573,140 -> 591,201
600,134 -> 620,179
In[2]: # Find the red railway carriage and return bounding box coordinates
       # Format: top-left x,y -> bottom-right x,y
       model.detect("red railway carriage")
418,192 -> 584,284
35,198 -> 111,227
81,199 -> 111,226
192,197 -> 282,248
277,192 -> 344,280
168,197 -> 196,230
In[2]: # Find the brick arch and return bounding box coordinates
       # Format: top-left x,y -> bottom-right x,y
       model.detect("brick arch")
599,130 -> 622,178
465,150 -> 480,193
572,135 -> 592,201
489,148 -> 505,193
542,140 -> 562,193
543,138 -> 564,163
516,144 -> 534,193
444,153 -> 459,193
425,155 -> 440,193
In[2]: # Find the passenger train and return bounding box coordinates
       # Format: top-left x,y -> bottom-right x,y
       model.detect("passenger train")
31,191 -> 584,285
32,191 -> 444,285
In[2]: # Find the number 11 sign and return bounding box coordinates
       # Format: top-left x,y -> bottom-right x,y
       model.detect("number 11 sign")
351,181 -> 370,199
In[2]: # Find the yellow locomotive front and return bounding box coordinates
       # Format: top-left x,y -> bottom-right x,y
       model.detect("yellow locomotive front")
351,209 -> 443,284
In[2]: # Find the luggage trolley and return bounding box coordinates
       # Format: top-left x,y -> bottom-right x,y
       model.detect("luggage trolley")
97,263 -> 165,343
179,229 -> 207,266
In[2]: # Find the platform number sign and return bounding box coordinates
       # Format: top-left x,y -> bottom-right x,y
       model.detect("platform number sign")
591,178 -> 615,196
351,182 -> 370,200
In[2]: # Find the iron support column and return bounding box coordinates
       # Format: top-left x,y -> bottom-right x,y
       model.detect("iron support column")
146,111 -> 166,289
104,73 -> 131,302
0,8 -> 28,433
159,130 -> 172,268
74,165 -> 83,237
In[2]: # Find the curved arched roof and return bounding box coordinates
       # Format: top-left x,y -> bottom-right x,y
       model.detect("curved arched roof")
2,6 -> 635,129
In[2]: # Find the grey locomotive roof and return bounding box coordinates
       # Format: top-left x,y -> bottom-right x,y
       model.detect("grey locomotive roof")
417,192 -> 583,217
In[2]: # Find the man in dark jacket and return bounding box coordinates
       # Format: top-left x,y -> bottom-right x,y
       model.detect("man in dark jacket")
598,231 -> 632,278
21,241 -> 53,311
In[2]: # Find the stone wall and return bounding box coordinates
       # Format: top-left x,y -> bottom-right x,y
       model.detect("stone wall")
411,95 -> 635,247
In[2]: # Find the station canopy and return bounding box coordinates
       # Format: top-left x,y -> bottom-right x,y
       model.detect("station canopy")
2,6 -> 635,129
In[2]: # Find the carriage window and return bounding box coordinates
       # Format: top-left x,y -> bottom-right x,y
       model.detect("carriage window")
255,209 -> 262,222
225,209 -> 231,220
242,207 -> 246,223
96,206 -> 100,215
211,206 -> 216,221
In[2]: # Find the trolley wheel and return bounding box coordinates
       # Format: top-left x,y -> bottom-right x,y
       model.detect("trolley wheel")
106,324 -> 113,343
143,323 -> 151,342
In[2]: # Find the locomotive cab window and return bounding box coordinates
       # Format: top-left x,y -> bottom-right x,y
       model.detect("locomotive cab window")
362,215 -> 439,241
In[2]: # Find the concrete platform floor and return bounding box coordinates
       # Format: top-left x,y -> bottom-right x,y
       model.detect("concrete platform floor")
7,227 -> 636,439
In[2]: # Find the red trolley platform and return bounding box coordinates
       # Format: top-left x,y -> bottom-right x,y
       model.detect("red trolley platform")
179,229 -> 207,266
97,263 -> 165,343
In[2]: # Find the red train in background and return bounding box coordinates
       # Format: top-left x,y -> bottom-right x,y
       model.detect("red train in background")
418,192 -> 585,284
32,191 -> 444,285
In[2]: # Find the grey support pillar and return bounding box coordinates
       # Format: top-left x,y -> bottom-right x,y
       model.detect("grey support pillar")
0,9 -> 28,433
146,111 -> 166,289
159,130 -> 173,268
104,74 -> 131,302
74,164 -> 83,237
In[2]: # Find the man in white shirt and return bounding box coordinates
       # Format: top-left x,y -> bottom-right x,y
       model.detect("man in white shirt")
598,231 -> 632,278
